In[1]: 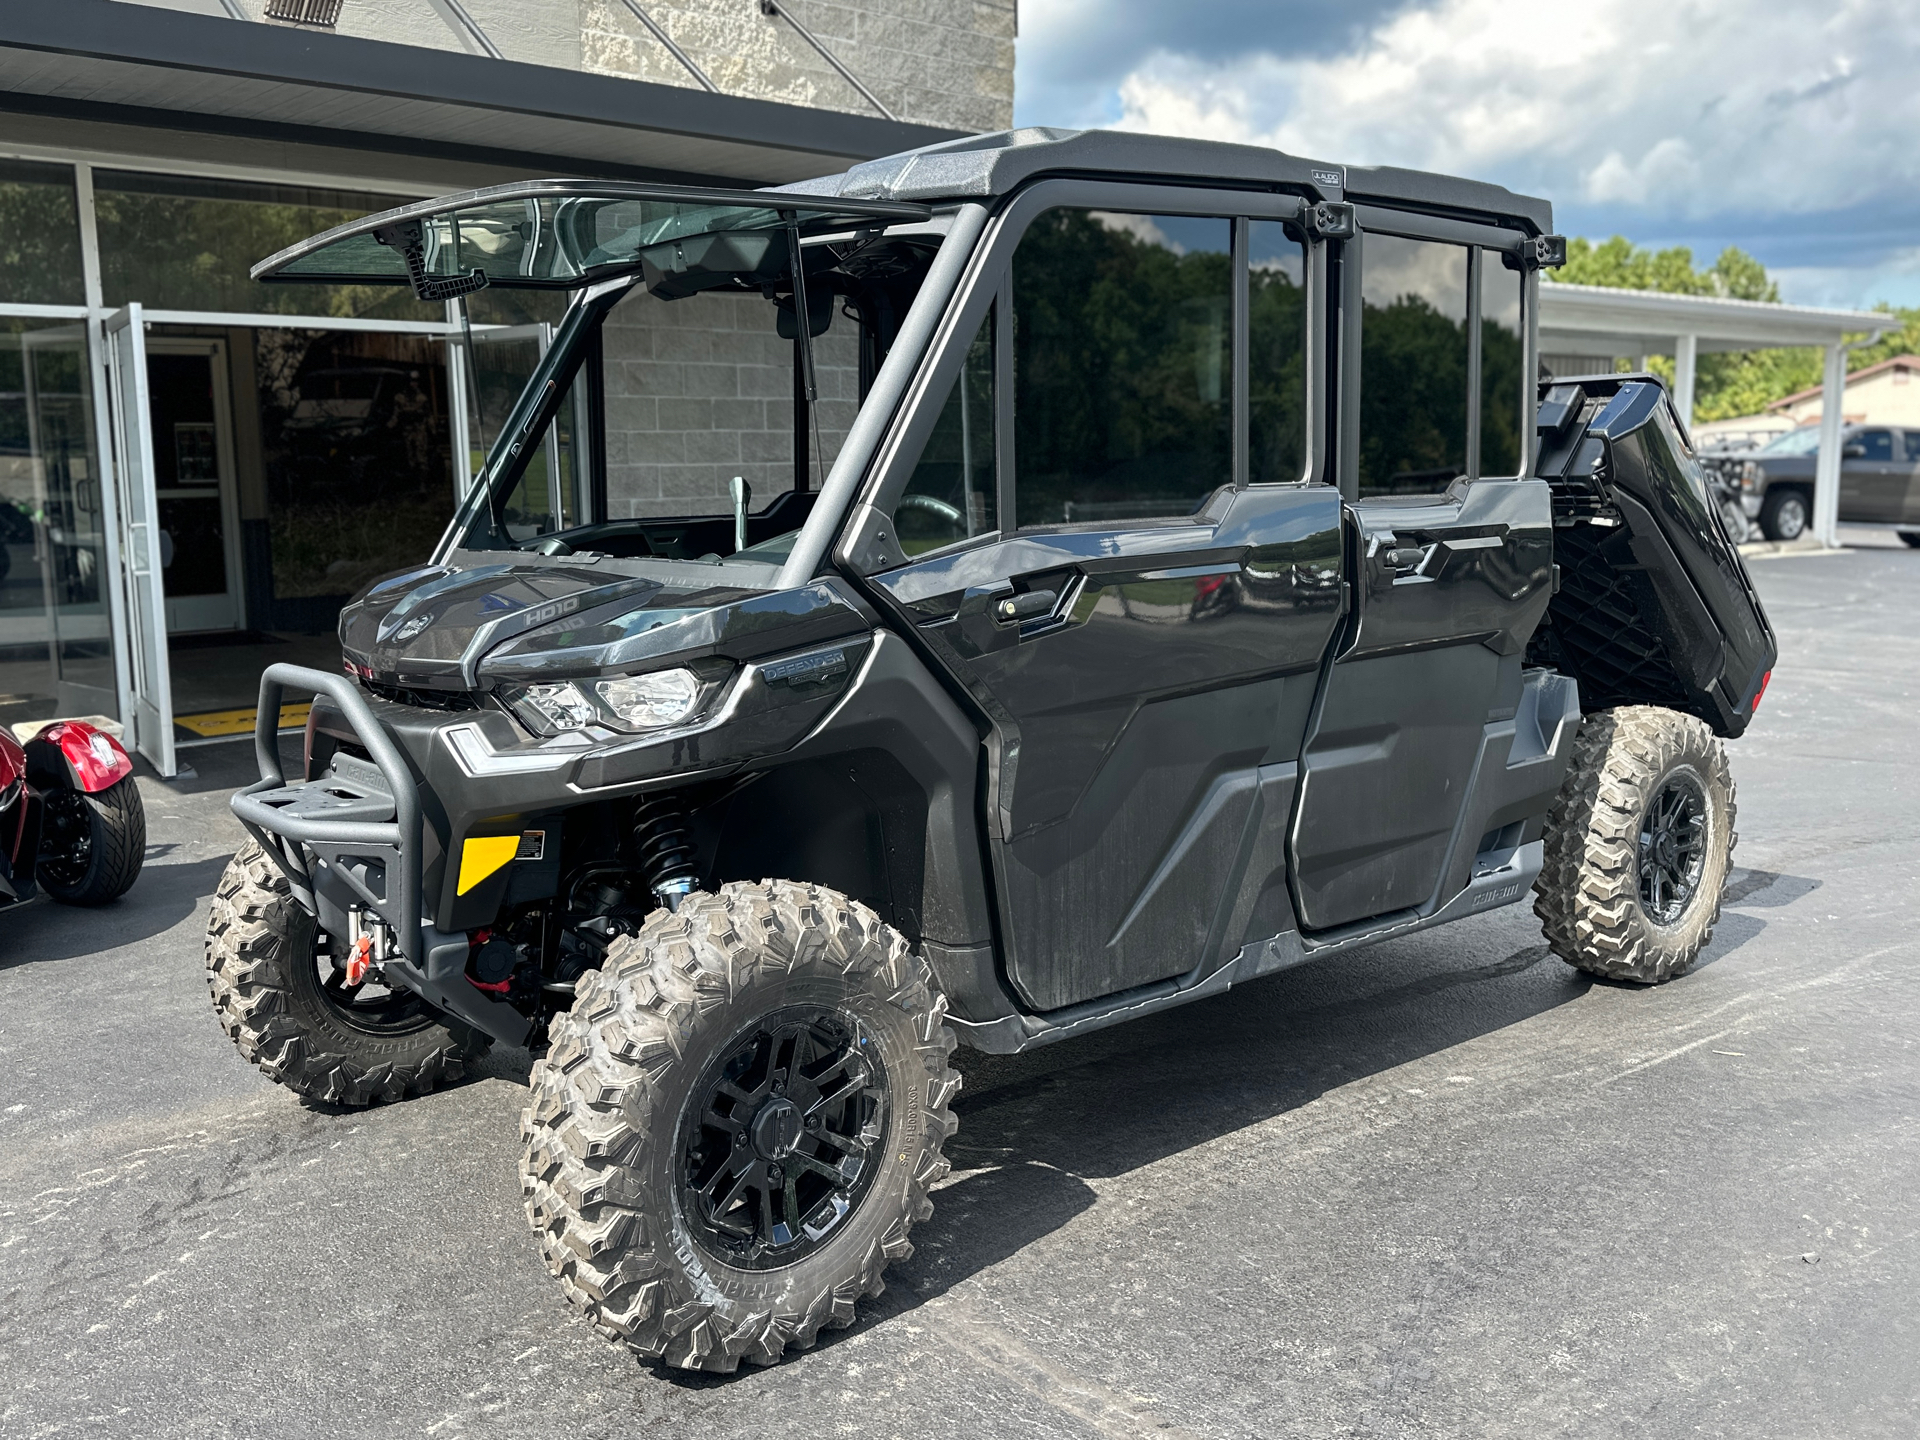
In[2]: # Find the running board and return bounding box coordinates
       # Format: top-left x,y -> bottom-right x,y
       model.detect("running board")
948,841 -> 1541,1055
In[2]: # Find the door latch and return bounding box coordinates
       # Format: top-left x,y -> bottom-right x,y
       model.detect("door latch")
992,589 -> 1057,626
1383,546 -> 1426,573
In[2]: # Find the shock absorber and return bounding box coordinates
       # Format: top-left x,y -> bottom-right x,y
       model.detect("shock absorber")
633,794 -> 698,911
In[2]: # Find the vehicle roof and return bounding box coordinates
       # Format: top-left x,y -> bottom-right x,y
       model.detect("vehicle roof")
774,127 -> 1554,236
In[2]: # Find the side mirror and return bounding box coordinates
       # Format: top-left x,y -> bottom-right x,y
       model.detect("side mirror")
1842,443 -> 1866,459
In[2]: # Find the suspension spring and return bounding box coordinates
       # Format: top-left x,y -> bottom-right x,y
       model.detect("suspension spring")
633,795 -> 698,911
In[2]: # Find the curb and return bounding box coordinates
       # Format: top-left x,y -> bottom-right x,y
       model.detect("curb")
1737,540 -> 1847,561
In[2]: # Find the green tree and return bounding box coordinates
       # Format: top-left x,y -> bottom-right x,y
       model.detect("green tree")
1549,236 -> 1833,421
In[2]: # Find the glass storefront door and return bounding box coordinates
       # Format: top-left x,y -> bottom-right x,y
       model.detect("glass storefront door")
0,319 -> 112,734
146,338 -> 242,634
103,305 -> 176,776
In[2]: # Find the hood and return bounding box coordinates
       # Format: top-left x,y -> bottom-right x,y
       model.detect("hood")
340,561 -> 678,690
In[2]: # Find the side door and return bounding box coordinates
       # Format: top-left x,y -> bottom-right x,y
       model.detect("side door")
846,183 -> 1346,1013
1840,426 -> 1902,522
1286,217 -> 1553,931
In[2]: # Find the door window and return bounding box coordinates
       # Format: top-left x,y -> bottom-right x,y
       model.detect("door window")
1904,432 -> 1920,463
1480,255 -> 1525,476
1359,234 -> 1470,496
1012,210 -> 1233,527
1249,220 -> 1309,485
1852,429 -> 1894,461
892,307 -> 995,554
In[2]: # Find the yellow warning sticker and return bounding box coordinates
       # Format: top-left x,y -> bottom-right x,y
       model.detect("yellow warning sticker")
457,835 -> 521,895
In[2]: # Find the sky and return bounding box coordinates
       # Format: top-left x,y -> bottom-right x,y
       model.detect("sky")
1012,0 -> 1920,310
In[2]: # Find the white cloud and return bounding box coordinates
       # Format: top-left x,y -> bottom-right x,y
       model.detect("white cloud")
1103,0 -> 1920,225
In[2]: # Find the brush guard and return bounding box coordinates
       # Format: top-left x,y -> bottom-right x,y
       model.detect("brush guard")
228,664 -> 531,1045
230,663 -> 423,962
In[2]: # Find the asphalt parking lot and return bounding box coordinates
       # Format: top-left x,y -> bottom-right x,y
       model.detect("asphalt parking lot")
3,535 -> 1917,1439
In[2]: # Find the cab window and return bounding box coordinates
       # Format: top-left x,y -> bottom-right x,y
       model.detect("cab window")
1359,233 -> 1527,495
893,307 -> 995,555
1011,209 -> 1233,527
1359,234 -> 1470,497
1249,220 -> 1309,485
1852,429 -> 1894,461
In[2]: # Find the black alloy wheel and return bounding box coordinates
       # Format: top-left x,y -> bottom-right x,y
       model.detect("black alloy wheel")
678,1005 -> 888,1271
1638,771 -> 1708,925
35,788 -> 92,889
206,842 -> 488,1106
301,917 -> 437,1037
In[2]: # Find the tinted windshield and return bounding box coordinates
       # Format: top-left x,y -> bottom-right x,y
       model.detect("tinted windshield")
1759,426 -> 1824,456
255,181 -> 928,292
445,221 -> 949,568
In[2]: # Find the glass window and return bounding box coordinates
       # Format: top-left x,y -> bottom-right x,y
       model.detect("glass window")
93,171 -> 439,319
1013,210 -> 1232,527
0,321 -> 112,726
1904,432 -> 1920,463
1479,253 -> 1525,476
1248,220 -> 1308,484
255,329 -> 456,615
1852,429 -> 1893,461
893,308 -> 994,555
1359,234 -> 1469,497
0,160 -> 84,306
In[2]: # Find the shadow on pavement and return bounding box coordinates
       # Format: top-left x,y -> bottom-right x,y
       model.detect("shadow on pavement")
0,855 -> 233,968
135,733 -> 303,797
659,860 -> 1834,1379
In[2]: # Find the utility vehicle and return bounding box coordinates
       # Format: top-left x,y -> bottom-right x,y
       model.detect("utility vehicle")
207,129 -> 1776,1372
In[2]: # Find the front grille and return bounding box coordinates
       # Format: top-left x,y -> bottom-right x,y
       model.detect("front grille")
362,679 -> 481,712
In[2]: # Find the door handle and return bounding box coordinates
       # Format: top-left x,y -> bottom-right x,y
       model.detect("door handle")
992,589 -> 1057,626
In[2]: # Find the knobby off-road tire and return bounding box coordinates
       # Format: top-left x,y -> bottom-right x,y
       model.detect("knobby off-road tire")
1534,706 -> 1736,984
521,881 -> 960,1373
37,776 -> 145,906
205,840 -> 488,1105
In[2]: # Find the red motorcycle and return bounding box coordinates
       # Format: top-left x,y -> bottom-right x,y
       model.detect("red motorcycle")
0,721 -> 146,910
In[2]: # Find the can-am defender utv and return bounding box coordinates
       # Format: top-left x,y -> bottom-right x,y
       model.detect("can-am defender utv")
208,130 -> 1776,1372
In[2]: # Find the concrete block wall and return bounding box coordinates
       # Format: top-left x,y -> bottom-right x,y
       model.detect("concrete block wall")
599,289 -> 861,518
582,1 -> 1016,133
138,0 -> 1015,136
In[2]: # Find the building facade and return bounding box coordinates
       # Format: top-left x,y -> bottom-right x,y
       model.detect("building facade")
1768,354 -> 1920,428
0,0 -> 1006,763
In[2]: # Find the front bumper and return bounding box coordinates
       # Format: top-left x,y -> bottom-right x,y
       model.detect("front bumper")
230,663 -> 533,1045
230,641 -> 870,1045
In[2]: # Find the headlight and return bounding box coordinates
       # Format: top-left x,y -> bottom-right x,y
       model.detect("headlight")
511,681 -> 599,733
1738,460 -> 1762,491
596,668 -> 700,729
505,667 -> 706,736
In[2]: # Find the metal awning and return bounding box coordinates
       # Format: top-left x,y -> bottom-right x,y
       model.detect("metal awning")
1540,282 -> 1888,547
0,0 -> 964,185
